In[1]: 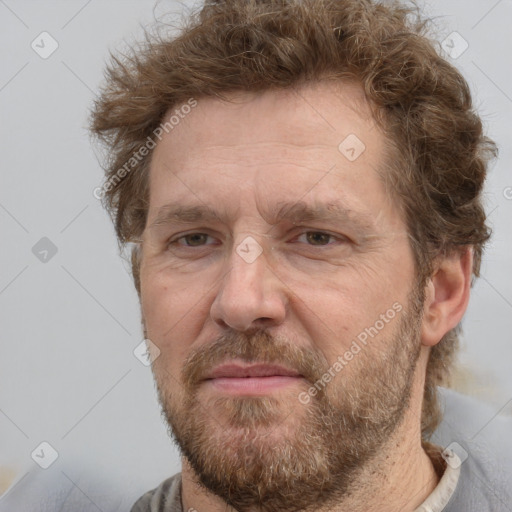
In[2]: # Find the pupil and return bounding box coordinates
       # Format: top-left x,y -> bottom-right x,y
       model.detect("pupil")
188,234 -> 206,246
307,232 -> 329,245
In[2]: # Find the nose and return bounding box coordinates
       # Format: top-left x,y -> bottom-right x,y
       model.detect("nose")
210,238 -> 287,332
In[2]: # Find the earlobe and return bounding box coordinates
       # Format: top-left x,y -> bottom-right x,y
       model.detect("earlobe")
420,247 -> 473,347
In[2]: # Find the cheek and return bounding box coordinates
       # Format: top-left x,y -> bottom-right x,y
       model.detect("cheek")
140,271 -> 206,364
291,265 -> 406,361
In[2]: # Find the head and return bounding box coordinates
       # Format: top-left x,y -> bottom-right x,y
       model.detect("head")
89,0 -> 496,509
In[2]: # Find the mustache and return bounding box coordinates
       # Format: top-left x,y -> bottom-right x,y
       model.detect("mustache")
181,328 -> 330,392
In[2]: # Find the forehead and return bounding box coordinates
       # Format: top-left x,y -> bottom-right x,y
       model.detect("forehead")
157,80 -> 378,153
147,80 -> 396,227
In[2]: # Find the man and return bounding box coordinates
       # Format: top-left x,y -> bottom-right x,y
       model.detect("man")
89,0 -> 512,510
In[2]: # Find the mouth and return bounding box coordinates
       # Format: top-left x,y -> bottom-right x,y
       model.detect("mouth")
203,362 -> 304,395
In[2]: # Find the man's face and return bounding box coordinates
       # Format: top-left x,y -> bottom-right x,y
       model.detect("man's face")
139,81 -> 424,511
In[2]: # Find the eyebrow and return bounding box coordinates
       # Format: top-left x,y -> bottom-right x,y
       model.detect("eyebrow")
147,200 -> 374,232
148,204 -> 226,229
271,201 -> 374,229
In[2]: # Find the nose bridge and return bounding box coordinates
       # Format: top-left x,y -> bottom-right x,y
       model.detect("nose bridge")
224,234 -> 270,302
229,251 -> 262,294
211,233 -> 286,331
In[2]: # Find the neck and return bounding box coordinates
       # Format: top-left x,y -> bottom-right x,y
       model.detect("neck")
337,426 -> 439,512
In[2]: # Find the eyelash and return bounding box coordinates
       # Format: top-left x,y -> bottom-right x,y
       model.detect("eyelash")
167,230 -> 348,249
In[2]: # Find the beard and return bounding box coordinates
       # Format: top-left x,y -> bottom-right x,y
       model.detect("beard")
150,287 -> 424,512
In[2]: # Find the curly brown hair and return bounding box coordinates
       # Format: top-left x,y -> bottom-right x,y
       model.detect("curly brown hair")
89,0 -> 497,439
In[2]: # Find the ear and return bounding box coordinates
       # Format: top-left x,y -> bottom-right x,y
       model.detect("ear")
420,247 -> 473,347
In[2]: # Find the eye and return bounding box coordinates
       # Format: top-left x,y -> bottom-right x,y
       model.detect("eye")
166,230 -> 347,251
169,232 -> 217,248
294,231 -> 346,246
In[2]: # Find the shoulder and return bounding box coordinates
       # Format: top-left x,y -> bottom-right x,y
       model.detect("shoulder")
432,387 -> 512,510
130,472 -> 183,512
435,387 -> 512,455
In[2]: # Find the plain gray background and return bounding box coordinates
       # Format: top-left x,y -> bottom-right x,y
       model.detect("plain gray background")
1,0 -> 511,510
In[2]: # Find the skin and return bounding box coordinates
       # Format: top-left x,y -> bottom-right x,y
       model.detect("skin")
139,80 -> 473,511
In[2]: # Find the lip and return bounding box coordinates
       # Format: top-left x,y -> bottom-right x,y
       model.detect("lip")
205,363 -> 302,379
203,362 -> 304,395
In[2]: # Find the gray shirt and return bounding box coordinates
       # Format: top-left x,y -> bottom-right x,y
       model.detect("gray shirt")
130,388 -> 512,511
